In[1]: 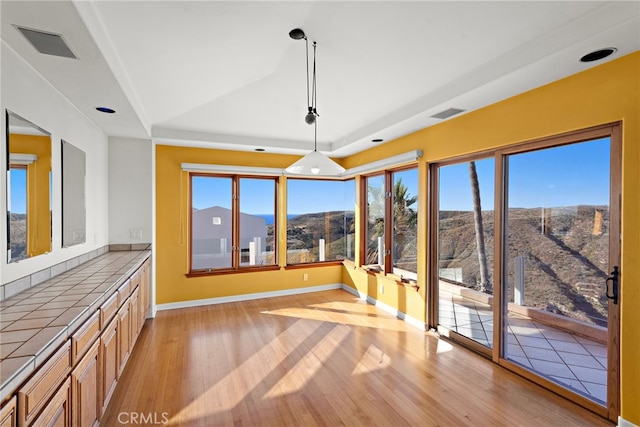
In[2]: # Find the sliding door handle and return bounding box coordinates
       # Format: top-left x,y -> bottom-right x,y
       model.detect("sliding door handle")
605,266 -> 619,305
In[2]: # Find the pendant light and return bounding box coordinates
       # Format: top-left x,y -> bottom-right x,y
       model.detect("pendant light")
285,29 -> 345,176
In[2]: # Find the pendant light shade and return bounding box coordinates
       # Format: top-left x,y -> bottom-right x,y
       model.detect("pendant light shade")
285,149 -> 346,175
286,29 -> 344,176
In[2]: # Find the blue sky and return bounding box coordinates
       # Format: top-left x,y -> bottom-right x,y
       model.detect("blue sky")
439,137 -> 611,211
9,168 -> 27,214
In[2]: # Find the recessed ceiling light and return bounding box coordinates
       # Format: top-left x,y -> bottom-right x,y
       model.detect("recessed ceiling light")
580,48 -> 617,63
96,107 -> 116,114
255,148 -> 265,152
371,138 -> 384,143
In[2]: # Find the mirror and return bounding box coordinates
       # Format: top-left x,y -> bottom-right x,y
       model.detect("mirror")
6,110 -> 52,263
61,140 -> 86,247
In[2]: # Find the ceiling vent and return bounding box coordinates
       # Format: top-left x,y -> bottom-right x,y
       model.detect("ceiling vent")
430,108 -> 465,120
16,26 -> 77,59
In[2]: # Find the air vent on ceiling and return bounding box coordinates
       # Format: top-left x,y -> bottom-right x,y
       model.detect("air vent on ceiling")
430,108 -> 465,120
16,26 -> 77,59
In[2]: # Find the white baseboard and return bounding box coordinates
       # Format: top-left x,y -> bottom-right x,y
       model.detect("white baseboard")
156,283 -> 342,311
619,416 -> 639,427
341,284 -> 428,331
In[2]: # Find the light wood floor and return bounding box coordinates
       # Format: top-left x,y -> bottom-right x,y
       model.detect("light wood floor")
102,290 -> 612,426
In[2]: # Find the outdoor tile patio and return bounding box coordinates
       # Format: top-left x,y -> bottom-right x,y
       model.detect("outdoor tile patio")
439,292 -> 607,404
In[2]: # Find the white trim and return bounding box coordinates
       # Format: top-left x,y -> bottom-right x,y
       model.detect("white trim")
619,416 -> 639,427
180,149 -> 422,179
156,283 -> 342,311
181,162 -> 284,176
341,150 -> 422,177
154,282 -> 427,331
341,284 -> 428,331
9,153 -> 37,165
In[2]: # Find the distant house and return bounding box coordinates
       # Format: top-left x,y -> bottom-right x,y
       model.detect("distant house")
192,206 -> 267,269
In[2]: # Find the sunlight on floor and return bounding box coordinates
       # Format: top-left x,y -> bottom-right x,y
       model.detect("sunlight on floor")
264,322 -> 350,399
173,318 -> 324,423
264,304 -> 409,332
351,344 -> 392,376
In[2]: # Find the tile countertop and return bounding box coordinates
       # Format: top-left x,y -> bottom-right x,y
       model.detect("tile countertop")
0,250 -> 151,403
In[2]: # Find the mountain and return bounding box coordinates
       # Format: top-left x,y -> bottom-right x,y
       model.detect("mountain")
439,205 -> 609,326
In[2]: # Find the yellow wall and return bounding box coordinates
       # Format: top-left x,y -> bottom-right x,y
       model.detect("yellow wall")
155,145 -> 343,304
341,52 -> 640,423
10,134 -> 52,257
156,52 -> 639,422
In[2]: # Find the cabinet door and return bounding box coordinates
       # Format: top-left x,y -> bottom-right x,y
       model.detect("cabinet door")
0,396 -> 16,427
100,316 -> 118,414
71,340 -> 100,427
117,298 -> 131,377
142,259 -> 151,319
129,287 -> 140,347
18,341 -> 71,426
31,377 -> 71,427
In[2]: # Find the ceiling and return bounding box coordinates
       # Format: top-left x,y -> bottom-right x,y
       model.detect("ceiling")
1,1 -> 639,157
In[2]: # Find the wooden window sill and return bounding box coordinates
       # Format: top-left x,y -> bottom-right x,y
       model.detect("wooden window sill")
186,265 -> 280,278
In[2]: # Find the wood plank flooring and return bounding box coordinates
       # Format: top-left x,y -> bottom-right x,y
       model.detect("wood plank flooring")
101,290 -> 612,426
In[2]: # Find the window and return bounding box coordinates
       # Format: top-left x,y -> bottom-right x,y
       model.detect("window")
287,178 -> 355,264
364,167 -> 418,278
8,166 -> 28,262
190,174 -> 277,273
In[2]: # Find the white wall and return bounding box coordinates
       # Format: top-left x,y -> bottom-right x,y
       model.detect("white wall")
108,137 -> 152,243
1,42 -> 110,284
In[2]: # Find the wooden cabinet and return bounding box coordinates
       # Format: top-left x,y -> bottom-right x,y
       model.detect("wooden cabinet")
99,292 -> 118,330
0,396 -> 16,427
71,340 -> 100,427
139,260 -> 151,332
30,378 -> 71,427
130,287 -> 140,345
18,341 -> 71,426
3,255 -> 150,427
99,316 -> 118,415
117,298 -> 131,378
70,311 -> 100,366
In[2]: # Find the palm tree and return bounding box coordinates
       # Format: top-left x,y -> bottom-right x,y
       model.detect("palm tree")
366,178 -> 417,267
469,161 -> 492,293
392,178 -> 417,270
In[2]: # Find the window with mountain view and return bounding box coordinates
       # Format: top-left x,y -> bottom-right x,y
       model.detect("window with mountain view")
286,178 -> 355,264
392,168 -> 418,278
365,174 -> 386,268
364,168 -> 418,276
190,174 -> 277,272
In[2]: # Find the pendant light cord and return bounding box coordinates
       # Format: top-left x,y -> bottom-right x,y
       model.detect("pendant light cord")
311,41 -> 317,115
305,38 -> 310,110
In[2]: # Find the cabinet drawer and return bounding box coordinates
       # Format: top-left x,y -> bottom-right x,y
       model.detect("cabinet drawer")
71,311 -> 100,366
117,279 -> 132,307
130,270 -> 141,292
18,340 -> 71,426
0,396 -> 16,427
99,292 -> 118,329
31,377 -> 71,427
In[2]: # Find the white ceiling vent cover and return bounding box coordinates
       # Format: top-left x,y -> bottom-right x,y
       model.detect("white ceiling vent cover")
430,108 -> 465,120
16,26 -> 77,59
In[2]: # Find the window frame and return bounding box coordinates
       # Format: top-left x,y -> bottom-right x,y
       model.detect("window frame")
187,173 -> 279,276
285,176 -> 356,267
360,165 -> 419,281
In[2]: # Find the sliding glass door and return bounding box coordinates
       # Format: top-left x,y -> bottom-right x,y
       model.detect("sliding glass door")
431,125 -> 621,420
435,157 -> 495,351
501,134 -> 620,417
